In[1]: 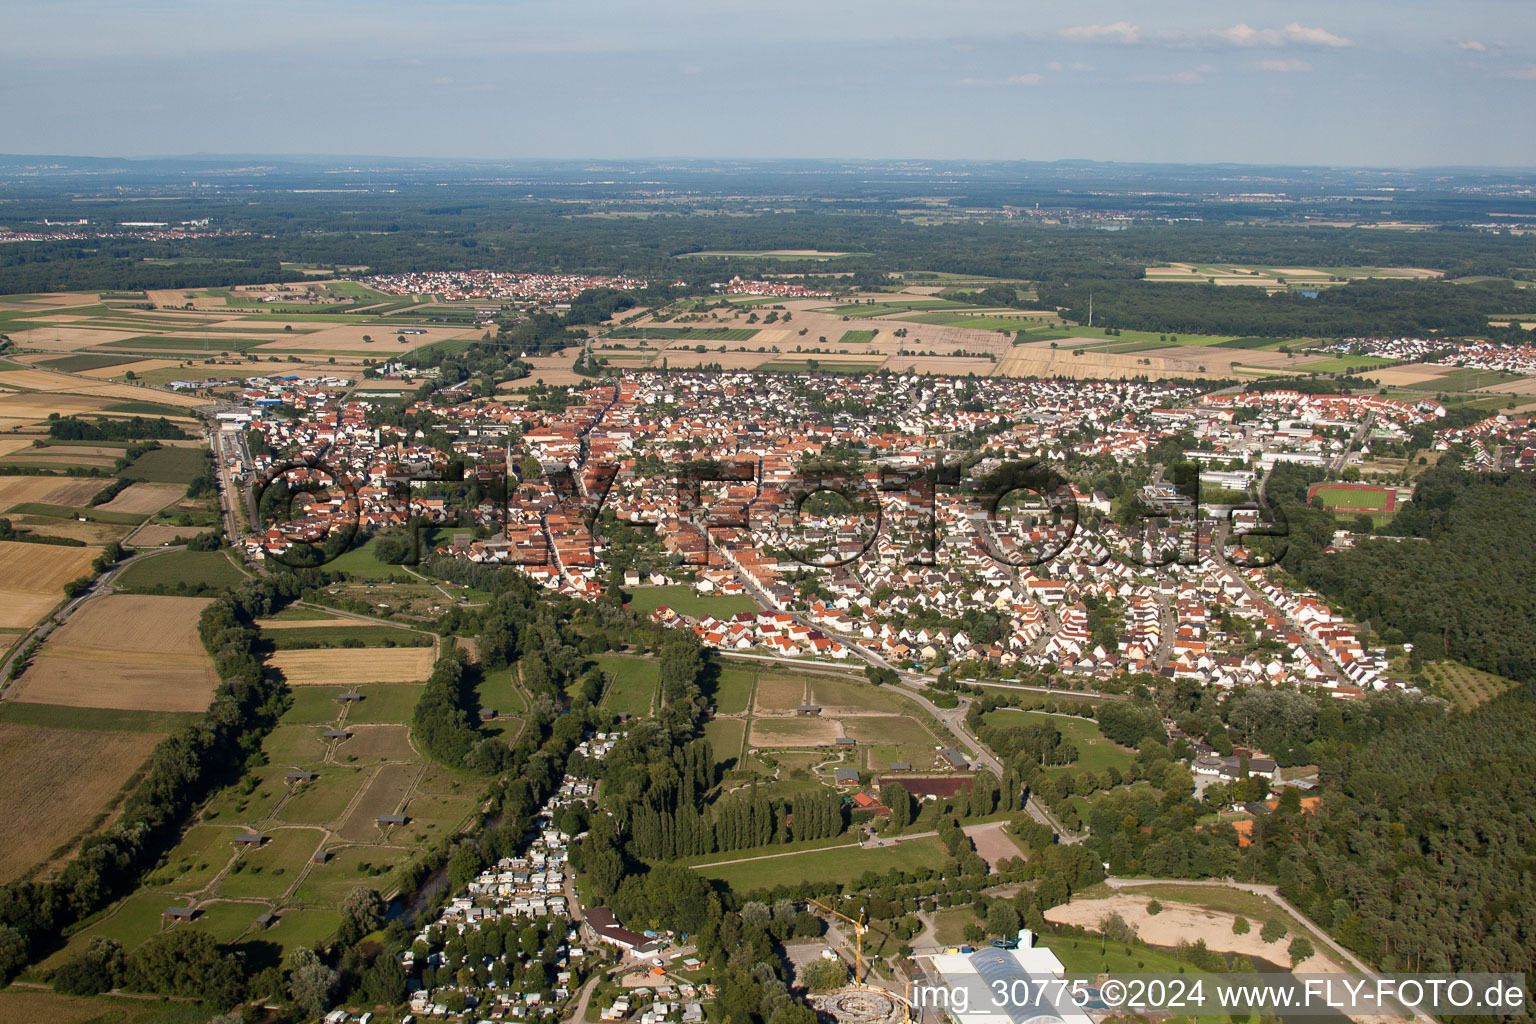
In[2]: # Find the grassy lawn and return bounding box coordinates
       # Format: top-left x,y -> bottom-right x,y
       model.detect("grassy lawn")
104,400 -> 196,417
7,501 -> 147,524
703,718 -> 745,770
626,584 -> 758,619
594,654 -> 657,716
277,767 -> 370,825
980,709 -> 1134,776
712,665 -> 756,714
476,665 -> 529,734
1297,355 -> 1402,373
120,445 -> 207,484
695,835 -> 948,891
345,683 -> 428,725
295,845 -> 406,905
0,701 -> 199,733
263,623 -> 432,650
325,538 -> 419,581
216,827 -> 325,900
259,908 -> 343,954
933,906 -> 979,945
35,353 -> 140,372
116,549 -> 251,592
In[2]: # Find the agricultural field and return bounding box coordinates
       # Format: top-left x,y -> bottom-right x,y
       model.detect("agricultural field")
51,647 -> 481,962
119,444 -> 207,484
711,665 -> 757,715
837,329 -> 878,344
0,475 -> 106,509
0,988 -> 219,1024
115,548 -> 251,593
266,646 -> 437,685
0,539 -> 101,628
95,480 -> 186,514
608,326 -> 758,341
8,595 -> 218,712
0,722 -> 162,882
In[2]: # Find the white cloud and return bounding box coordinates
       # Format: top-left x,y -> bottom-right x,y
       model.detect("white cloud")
1456,39 -> 1487,52
1137,64 -> 1215,85
958,72 -> 1045,86
679,63 -> 702,74
1061,21 -> 1350,50
1208,23 -> 1351,48
1500,64 -> 1536,79
1047,61 -> 1094,72
431,76 -> 454,86
1258,58 -> 1312,72
1060,21 -> 1140,44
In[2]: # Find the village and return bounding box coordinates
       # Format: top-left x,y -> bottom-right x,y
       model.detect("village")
218,360 -> 1488,703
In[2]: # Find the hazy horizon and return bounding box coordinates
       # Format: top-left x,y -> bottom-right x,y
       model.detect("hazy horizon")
2,1 -> 1534,167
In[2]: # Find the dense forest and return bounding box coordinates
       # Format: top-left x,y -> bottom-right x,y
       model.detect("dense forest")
1282,463 -> 1536,682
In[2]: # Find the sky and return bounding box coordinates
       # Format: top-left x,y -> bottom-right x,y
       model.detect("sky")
1,0 -> 1533,167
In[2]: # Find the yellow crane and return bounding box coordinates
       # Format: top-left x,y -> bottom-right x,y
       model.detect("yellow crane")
808,896 -> 869,987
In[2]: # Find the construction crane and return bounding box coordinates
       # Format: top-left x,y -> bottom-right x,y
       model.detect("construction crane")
808,895 -> 869,987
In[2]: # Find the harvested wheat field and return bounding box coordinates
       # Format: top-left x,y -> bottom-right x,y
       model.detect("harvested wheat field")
126,522 -> 200,546
9,595 -> 217,711
0,392 -> 110,420
0,723 -> 162,882
894,356 -> 998,375
2,326 -> 142,352
76,358 -> 188,380
269,646 -> 436,685
995,340 -> 1298,381
0,476 -> 105,508
96,481 -> 187,515
0,540 -> 100,628
0,438 -> 37,458
4,514 -> 133,546
257,322 -> 479,354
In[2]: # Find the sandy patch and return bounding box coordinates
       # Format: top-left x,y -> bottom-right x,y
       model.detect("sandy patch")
1045,893 -> 1335,972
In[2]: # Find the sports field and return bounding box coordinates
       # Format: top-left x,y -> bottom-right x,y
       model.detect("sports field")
1306,483 -> 1396,512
